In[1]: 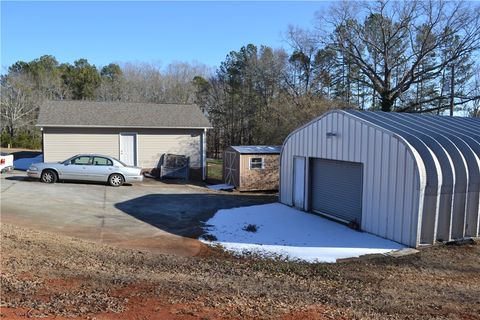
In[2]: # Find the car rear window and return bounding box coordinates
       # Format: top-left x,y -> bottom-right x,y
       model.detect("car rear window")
93,157 -> 113,166
111,157 -> 127,166
71,156 -> 91,165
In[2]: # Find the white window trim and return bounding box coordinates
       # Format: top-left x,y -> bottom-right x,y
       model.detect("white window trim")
249,157 -> 264,170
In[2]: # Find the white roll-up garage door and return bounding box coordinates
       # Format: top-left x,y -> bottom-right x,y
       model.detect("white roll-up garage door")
310,158 -> 363,224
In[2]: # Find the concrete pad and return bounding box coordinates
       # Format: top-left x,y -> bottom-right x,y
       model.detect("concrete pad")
0,171 -> 275,256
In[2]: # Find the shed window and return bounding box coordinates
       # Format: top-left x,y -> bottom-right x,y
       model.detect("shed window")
250,157 -> 264,169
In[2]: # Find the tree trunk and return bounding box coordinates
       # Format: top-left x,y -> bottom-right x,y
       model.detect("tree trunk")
8,126 -> 14,139
449,65 -> 455,117
380,95 -> 394,112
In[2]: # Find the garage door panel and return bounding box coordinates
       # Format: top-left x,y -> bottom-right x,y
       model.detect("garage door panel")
310,158 -> 363,223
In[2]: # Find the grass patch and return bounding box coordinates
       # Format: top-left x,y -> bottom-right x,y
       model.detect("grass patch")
206,158 -> 223,182
202,234 -> 218,241
243,224 -> 258,233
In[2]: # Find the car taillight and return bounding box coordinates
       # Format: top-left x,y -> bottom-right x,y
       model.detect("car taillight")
0,159 -> 5,164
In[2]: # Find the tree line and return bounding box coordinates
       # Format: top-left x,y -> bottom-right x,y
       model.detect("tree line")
1,0 -> 479,154
0,57 -> 210,148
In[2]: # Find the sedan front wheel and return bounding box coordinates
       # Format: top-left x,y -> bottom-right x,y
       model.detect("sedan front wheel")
108,173 -> 124,187
41,170 -> 57,183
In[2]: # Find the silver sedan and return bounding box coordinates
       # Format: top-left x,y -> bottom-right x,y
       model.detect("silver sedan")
27,154 -> 143,187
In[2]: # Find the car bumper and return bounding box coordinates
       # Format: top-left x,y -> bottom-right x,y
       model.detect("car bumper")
0,166 -> 14,173
26,170 -> 40,178
124,174 -> 144,183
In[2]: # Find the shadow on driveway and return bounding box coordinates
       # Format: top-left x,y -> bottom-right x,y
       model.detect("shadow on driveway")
115,193 -> 277,238
4,174 -> 31,181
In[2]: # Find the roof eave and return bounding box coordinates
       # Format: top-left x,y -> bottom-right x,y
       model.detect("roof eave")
36,124 -> 213,129
237,152 -> 281,155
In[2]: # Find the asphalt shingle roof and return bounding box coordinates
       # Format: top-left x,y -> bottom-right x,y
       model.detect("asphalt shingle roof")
37,100 -> 212,128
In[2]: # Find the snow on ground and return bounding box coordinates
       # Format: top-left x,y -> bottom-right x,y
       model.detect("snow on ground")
13,154 -> 43,171
202,203 -> 405,263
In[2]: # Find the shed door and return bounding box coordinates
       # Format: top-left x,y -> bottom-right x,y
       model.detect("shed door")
223,151 -> 239,187
119,133 -> 137,166
310,158 -> 363,224
293,157 -> 306,209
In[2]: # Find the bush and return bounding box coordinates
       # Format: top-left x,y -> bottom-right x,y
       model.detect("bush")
0,129 -> 42,150
243,224 -> 258,233
0,130 -> 12,148
202,234 -> 218,241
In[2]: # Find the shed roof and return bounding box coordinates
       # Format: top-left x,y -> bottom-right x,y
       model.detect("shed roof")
230,145 -> 281,154
37,100 -> 212,129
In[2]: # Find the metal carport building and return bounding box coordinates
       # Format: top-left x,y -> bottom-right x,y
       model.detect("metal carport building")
279,110 -> 480,247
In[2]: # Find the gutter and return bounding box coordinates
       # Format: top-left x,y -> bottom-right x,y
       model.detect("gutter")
37,124 -> 213,129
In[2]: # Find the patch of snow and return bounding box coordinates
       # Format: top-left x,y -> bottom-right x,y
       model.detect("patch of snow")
202,203 -> 405,263
207,184 -> 234,191
13,154 -> 43,171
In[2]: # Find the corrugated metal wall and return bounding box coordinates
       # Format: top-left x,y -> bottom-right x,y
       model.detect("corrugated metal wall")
279,111 -> 424,247
280,110 -> 480,248
348,111 -> 480,243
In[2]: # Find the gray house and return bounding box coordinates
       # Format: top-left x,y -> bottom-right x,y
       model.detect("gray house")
37,100 -> 212,179
280,110 -> 479,247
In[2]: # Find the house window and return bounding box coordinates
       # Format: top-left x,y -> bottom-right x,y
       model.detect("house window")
249,157 -> 264,169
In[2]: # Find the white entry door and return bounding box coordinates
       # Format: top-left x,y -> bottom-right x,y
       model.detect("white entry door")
119,133 -> 137,166
293,157 -> 305,209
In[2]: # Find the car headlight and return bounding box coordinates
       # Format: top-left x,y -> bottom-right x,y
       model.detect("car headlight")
29,166 -> 38,171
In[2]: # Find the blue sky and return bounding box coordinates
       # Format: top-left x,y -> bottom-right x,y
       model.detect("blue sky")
1,1 -> 330,72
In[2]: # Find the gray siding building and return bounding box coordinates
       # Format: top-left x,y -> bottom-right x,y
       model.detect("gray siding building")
37,101 -> 211,179
279,110 -> 479,247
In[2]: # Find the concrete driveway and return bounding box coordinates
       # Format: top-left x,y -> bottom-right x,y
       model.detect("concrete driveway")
0,171 -> 276,256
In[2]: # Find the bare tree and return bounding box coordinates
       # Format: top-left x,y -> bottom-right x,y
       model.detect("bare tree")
0,74 -> 42,138
111,61 -> 211,104
467,67 -> 480,117
284,25 -> 322,96
322,0 -> 480,112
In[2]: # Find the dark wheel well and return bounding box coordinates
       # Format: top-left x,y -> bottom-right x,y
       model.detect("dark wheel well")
42,169 -> 58,179
108,172 -> 125,187
108,172 -> 125,181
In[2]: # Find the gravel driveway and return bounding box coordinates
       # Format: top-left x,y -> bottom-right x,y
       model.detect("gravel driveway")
0,171 -> 276,256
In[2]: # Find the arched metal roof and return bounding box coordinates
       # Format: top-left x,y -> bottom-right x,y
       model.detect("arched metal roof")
345,110 -> 480,240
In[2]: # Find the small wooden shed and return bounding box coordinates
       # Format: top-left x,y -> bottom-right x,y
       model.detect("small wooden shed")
223,146 -> 281,191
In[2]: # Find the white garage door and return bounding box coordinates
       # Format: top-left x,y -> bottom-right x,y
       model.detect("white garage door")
310,158 -> 363,224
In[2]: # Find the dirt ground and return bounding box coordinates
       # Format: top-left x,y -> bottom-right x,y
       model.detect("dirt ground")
1,224 -> 479,319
